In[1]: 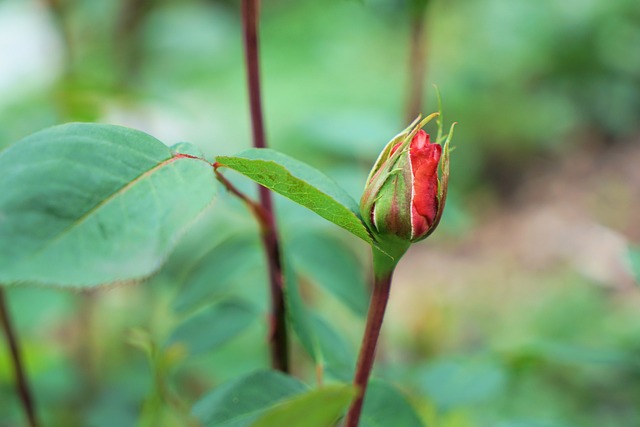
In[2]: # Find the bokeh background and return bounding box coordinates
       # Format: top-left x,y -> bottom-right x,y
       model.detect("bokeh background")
1,0 -> 639,426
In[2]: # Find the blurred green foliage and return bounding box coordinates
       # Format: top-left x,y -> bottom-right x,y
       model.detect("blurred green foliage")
1,0 -> 639,426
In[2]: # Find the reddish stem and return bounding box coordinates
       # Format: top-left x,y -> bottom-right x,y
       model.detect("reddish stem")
114,0 -> 153,88
405,6 -> 429,122
241,0 -> 289,372
0,289 -> 39,427
344,272 -> 394,427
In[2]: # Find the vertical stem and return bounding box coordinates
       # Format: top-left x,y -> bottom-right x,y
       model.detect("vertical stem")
241,0 -> 290,372
241,0 -> 267,150
0,289 -> 39,427
114,0 -> 152,88
404,3 -> 429,122
42,0 -> 75,79
344,271 -> 394,427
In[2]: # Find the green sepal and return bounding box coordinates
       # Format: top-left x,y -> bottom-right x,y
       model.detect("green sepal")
363,113 -> 439,185
370,152 -> 413,240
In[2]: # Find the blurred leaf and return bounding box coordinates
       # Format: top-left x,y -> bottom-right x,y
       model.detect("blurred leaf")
2,287 -> 74,331
284,256 -> 318,363
129,329 -> 193,427
297,110 -> 398,159
172,234 -> 263,313
361,381 -> 425,427
192,370 -> 307,427
291,232 -> 368,316
311,314 -> 355,382
524,341 -> 632,366
494,421 -> 573,427
249,384 -> 355,427
417,359 -> 507,411
216,149 -> 374,245
85,391 -> 140,427
166,299 -> 258,356
629,246 -> 640,285
283,256 -> 355,381
0,123 -> 216,287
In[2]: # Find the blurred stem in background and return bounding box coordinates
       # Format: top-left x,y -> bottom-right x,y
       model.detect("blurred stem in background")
114,0 -> 153,89
41,0 -> 75,79
240,0 -> 290,372
0,289 -> 40,427
405,0 -> 431,122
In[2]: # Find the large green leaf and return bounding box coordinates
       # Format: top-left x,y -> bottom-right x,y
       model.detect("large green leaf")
249,384 -> 356,427
284,255 -> 355,381
283,256 -> 318,364
290,231 -> 368,316
216,149 -> 373,244
0,123 -> 216,287
360,381 -> 425,427
192,370 -> 307,427
166,299 -> 258,356
311,314 -> 355,382
172,234 -> 263,313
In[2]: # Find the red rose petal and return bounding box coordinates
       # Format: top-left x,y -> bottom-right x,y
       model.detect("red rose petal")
409,131 -> 441,237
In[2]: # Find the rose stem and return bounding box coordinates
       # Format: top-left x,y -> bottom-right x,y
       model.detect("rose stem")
0,289 -> 39,427
344,269 -> 394,427
114,0 -> 152,88
405,0 -> 430,122
42,0 -> 74,79
241,0 -> 290,372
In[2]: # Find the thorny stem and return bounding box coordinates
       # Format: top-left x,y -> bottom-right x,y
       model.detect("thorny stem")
0,289 -> 39,427
405,2 -> 430,123
240,0 -> 290,372
344,270 -> 394,427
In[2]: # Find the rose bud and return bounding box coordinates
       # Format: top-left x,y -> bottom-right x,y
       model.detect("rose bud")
360,114 -> 452,251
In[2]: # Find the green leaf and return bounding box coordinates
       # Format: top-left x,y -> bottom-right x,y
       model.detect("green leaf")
361,381 -> 425,427
629,246 -> 640,285
283,256 -> 318,364
172,234 -> 263,313
170,141 -> 206,158
216,149 -> 373,244
291,232 -> 368,316
310,314 -> 355,382
249,384 -> 356,427
416,358 -> 507,411
128,329 -> 191,427
284,256 -> 355,381
192,370 -> 307,427
166,299 -> 258,356
0,123 -> 216,287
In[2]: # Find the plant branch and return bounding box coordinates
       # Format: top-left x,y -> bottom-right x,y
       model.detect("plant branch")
213,165 -> 269,226
114,0 -> 153,88
0,289 -> 39,427
42,0 -> 74,78
344,269 -> 394,427
240,0 -> 290,372
405,2 -> 430,122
